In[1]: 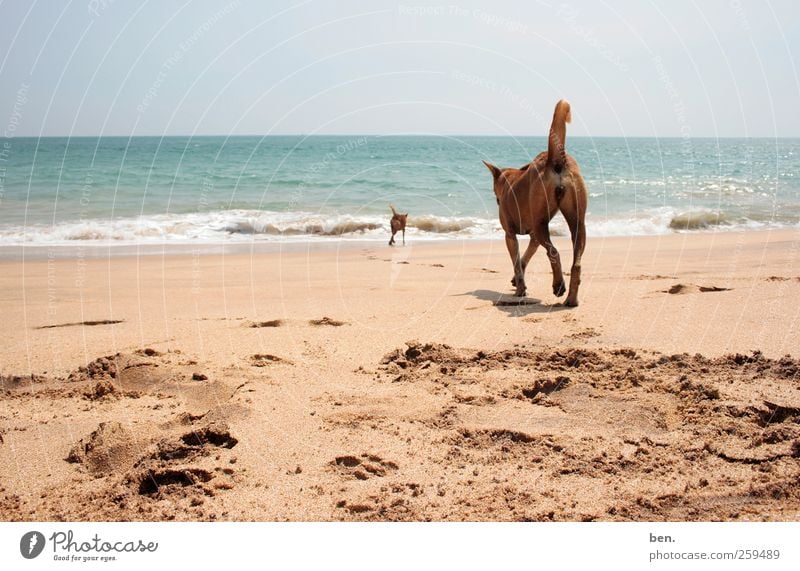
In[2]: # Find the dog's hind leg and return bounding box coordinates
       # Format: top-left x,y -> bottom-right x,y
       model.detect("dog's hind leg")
511,236 -> 538,288
505,233 -> 527,296
560,196 -> 586,307
402,227 -> 405,245
389,231 -> 396,246
532,222 -> 566,298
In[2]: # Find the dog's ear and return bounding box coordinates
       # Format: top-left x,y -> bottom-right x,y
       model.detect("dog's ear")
482,160 -> 500,180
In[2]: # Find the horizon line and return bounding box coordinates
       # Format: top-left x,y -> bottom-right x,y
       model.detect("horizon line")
6,133 -> 800,140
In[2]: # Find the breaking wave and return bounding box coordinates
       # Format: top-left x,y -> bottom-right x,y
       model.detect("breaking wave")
0,210 -> 500,245
0,208 -> 794,246
668,211 -> 730,230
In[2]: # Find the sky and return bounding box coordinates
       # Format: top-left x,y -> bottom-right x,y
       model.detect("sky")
0,0 -> 798,138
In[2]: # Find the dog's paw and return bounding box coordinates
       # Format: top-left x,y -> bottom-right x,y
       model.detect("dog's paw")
553,281 -> 567,297
514,286 -> 527,297
564,296 -> 579,307
511,276 -> 517,287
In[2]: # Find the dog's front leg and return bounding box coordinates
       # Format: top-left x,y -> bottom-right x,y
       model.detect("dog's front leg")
505,233 -> 526,296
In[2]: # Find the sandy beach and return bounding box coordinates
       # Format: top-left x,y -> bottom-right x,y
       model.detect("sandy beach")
1,229 -> 799,521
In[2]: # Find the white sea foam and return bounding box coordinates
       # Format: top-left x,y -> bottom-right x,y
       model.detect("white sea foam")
0,210 -> 502,245
0,208 -> 793,246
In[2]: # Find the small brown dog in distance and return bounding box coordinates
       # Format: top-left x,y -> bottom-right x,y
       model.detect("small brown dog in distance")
389,205 -> 408,246
483,99 -> 587,306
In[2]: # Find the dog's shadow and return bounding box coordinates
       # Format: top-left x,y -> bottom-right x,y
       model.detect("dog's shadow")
461,289 -> 572,316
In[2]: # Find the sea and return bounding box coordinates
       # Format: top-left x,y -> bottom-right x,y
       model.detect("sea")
0,135 -> 798,251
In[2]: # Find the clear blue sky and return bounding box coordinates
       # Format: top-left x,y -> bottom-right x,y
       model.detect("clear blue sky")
1,0 -> 798,137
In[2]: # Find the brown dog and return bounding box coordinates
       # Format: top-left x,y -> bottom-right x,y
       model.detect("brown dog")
483,99 -> 587,306
389,205 -> 408,246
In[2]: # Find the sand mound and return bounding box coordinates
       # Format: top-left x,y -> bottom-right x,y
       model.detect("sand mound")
66,422 -> 137,476
83,378 -> 119,400
82,356 -> 118,379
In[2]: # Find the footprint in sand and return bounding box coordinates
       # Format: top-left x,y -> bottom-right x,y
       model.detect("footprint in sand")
247,320 -> 283,328
309,317 -> 347,327
130,422 -> 239,498
332,453 -> 398,481
662,284 -> 731,295
567,328 -> 601,340
250,353 -> 290,366
520,376 -> 571,401
633,274 -> 677,281
35,319 -> 123,329
65,420 -> 240,502
66,352 -> 247,416
135,348 -> 161,357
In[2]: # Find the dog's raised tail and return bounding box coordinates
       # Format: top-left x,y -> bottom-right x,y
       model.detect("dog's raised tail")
547,99 -> 572,174
390,204 -> 399,217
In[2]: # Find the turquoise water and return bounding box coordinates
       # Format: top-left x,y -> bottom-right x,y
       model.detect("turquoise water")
0,135 -> 798,244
